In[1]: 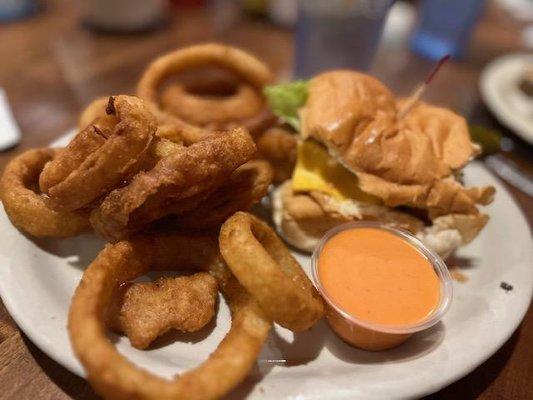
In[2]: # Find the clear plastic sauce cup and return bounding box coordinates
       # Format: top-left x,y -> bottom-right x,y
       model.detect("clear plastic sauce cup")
311,221 -> 453,351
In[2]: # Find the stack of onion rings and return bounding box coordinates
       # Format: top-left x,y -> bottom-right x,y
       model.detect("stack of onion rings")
0,43 -> 330,399
79,96 -> 207,146
90,128 -> 256,242
137,43 -> 275,136
178,159 -> 274,230
219,212 -> 324,331
40,96 -> 156,211
0,148 -> 90,237
160,78 -> 264,127
68,233 -> 272,400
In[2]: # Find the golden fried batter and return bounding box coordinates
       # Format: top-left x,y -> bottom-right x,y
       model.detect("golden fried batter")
178,159 -> 273,230
90,127 -> 256,242
0,148 -> 90,237
40,96 -> 156,211
256,127 -> 297,183
106,273 -> 218,349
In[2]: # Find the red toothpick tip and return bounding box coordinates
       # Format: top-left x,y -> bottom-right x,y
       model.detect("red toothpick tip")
425,54 -> 450,85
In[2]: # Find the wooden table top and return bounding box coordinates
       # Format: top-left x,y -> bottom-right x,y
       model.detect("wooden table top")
0,1 -> 531,399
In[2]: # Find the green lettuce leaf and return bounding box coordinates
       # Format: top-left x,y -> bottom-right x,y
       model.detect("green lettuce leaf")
263,80 -> 309,131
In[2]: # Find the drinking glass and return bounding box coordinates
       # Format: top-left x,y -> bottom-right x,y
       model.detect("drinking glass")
294,0 -> 393,78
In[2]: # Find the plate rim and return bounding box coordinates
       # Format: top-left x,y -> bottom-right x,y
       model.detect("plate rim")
479,52 -> 533,145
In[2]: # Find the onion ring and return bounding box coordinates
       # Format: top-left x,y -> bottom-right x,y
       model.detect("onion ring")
0,148 -> 90,237
137,43 -> 272,103
178,160 -> 273,230
90,128 -> 256,242
160,81 -> 264,126
137,43 -> 274,136
219,212 -> 324,331
139,136 -> 184,171
256,126 -> 297,183
40,96 -> 156,211
78,96 -> 204,146
78,96 -> 110,129
235,107 -> 277,139
145,101 -> 208,145
68,233 -> 272,400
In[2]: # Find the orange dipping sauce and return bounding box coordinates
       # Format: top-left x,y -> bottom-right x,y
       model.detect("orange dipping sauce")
313,224 -> 452,351
318,228 -> 440,326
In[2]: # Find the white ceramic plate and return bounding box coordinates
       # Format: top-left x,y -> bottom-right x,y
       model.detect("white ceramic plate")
0,134 -> 531,399
480,53 -> 533,145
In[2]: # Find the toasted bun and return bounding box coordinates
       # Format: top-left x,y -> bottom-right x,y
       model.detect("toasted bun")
272,181 -> 348,252
273,180 -> 489,258
299,70 -> 494,216
301,70 -> 477,183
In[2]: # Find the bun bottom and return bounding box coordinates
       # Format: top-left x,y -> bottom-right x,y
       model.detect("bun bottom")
272,181 -> 489,259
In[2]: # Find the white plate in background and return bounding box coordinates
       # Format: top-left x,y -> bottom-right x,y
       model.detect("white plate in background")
480,53 -> 533,145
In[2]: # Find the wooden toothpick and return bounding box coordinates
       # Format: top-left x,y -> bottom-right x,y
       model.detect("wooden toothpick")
398,55 -> 450,119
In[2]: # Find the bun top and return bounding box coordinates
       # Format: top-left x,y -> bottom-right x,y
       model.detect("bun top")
299,70 -> 493,216
301,70 -> 479,184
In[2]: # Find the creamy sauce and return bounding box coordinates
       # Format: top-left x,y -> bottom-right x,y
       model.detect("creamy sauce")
318,228 -> 440,326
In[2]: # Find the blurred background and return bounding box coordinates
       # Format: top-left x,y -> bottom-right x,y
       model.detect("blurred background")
0,1 -> 531,399
0,0 -> 531,206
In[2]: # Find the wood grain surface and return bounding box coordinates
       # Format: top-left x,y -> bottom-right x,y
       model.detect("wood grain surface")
0,1 -> 531,399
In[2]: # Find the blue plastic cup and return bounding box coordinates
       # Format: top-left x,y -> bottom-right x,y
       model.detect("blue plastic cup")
410,0 -> 485,61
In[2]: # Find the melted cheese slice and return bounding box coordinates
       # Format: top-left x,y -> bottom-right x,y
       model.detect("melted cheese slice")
291,140 -> 381,204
